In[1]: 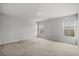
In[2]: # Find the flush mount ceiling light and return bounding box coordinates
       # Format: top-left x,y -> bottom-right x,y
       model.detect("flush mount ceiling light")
38,12 -> 41,16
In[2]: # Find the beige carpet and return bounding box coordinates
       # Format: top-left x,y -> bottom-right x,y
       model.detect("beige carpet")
0,38 -> 79,56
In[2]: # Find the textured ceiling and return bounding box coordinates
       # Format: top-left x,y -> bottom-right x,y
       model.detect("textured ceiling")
0,3 -> 79,21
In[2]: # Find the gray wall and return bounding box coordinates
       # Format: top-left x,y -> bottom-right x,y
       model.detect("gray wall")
0,4 -> 39,44
0,14 -> 37,44
38,14 -> 77,45
38,18 -> 64,42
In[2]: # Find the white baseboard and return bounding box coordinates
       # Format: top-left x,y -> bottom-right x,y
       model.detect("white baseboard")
0,36 -> 37,45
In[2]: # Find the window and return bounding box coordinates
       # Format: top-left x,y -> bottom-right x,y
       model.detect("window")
63,19 -> 76,37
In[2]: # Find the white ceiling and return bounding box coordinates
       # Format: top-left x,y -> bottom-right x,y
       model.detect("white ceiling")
1,3 -> 79,21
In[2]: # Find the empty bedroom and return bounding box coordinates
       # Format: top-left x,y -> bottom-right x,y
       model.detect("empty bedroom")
0,3 -> 79,56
